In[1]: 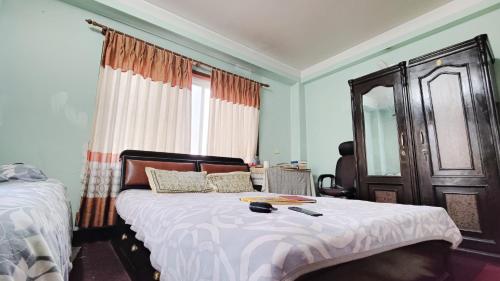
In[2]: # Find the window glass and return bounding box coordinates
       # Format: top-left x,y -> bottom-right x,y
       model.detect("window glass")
190,76 -> 211,155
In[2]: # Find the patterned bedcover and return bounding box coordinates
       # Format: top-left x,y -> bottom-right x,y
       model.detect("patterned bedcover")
0,180 -> 72,281
116,190 -> 462,281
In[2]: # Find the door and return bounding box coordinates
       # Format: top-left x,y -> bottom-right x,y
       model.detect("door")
408,46 -> 500,254
350,63 -> 417,204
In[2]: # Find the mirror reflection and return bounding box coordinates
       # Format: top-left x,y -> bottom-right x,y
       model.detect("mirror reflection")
363,86 -> 401,176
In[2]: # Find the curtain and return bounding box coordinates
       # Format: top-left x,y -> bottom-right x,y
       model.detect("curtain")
77,30 -> 193,228
207,69 -> 260,163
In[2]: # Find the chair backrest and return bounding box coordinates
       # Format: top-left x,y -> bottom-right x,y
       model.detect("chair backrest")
335,141 -> 355,189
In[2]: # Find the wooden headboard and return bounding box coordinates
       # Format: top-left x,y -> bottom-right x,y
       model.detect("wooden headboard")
119,150 -> 248,191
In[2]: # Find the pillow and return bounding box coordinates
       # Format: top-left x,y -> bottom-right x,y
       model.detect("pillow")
207,172 -> 254,193
0,164 -> 48,182
145,168 -> 210,193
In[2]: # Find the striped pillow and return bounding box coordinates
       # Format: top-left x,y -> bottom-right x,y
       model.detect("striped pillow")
145,168 -> 210,193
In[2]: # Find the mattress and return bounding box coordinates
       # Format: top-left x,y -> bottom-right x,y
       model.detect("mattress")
116,190 -> 462,281
0,179 -> 72,281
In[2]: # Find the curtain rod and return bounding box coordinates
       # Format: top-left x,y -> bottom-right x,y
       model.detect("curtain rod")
85,19 -> 270,88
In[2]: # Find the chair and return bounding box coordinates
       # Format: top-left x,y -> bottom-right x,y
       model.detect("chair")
318,141 -> 356,198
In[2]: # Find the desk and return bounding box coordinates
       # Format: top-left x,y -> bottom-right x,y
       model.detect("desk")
251,167 -> 316,196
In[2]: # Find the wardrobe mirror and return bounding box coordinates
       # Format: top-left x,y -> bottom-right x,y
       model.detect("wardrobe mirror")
362,86 -> 401,176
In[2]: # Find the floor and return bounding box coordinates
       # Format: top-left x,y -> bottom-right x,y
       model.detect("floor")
70,241 -> 500,281
70,241 -> 131,281
449,251 -> 500,281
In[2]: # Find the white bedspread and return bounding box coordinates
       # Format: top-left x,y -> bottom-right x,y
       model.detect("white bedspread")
0,179 -> 72,281
116,190 -> 462,281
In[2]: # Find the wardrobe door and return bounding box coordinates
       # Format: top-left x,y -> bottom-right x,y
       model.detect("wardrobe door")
408,43 -> 500,254
350,63 -> 416,204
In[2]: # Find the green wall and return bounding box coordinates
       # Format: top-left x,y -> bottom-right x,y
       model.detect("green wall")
0,0 -> 294,220
3,0 -> 499,219
303,5 -> 500,178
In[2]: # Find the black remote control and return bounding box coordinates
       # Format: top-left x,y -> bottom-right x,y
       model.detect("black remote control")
288,207 -> 323,217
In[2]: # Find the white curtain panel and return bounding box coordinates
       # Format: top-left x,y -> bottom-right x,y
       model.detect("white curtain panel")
79,66 -> 191,227
90,66 -> 192,155
79,29 -> 194,228
207,98 -> 259,163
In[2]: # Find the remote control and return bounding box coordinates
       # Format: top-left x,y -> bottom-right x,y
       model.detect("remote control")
288,207 -> 323,217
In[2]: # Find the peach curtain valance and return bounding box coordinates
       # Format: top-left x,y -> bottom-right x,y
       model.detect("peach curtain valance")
210,69 -> 260,108
101,30 -> 193,90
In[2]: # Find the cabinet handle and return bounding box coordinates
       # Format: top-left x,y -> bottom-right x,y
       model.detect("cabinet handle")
400,133 -> 406,156
121,234 -> 128,240
420,130 -> 428,161
131,244 -> 138,252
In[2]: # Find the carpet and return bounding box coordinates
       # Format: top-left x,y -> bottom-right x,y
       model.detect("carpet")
473,263 -> 500,281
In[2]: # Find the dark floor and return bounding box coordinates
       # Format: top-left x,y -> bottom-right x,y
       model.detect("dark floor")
70,241 -> 500,281
70,241 -> 131,281
449,251 -> 500,281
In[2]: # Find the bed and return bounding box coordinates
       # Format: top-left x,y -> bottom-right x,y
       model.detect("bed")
112,150 -> 462,281
0,178 -> 72,281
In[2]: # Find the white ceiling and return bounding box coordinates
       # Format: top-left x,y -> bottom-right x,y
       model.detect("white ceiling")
144,0 -> 452,70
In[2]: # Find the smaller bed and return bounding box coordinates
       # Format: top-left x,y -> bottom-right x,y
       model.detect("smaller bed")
113,150 -> 462,281
0,178 -> 72,281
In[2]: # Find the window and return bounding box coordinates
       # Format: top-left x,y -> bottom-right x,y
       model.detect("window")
190,76 -> 211,155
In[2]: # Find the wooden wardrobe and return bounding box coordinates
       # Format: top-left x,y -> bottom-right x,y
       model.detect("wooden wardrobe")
350,34 -> 500,256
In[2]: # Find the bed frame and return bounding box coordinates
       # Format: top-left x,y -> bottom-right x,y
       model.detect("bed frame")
112,150 -> 454,281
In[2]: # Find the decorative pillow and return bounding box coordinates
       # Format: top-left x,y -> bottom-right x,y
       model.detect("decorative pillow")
0,164 -> 48,182
207,172 -> 254,193
145,168 -> 210,193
